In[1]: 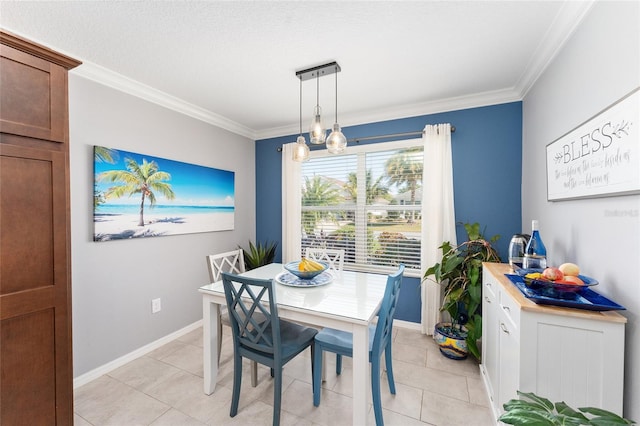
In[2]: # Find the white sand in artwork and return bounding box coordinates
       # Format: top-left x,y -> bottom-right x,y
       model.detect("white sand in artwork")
94,212 -> 234,241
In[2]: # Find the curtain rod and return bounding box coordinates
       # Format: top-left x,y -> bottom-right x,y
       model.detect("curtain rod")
276,125 -> 455,152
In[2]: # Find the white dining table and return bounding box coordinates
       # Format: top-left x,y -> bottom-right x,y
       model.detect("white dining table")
199,263 -> 389,425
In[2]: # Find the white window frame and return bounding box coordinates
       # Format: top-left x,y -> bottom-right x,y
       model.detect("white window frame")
304,138 -> 423,278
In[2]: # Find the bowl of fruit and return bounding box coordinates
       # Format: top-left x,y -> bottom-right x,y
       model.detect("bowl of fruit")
516,263 -> 598,299
284,258 -> 329,280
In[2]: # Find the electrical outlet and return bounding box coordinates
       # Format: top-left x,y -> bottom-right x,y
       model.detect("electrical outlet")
151,298 -> 161,314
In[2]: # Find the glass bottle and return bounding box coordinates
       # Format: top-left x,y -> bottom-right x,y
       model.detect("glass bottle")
523,220 -> 547,269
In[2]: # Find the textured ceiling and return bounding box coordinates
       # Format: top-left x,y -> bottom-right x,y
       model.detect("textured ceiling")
0,1 -> 594,139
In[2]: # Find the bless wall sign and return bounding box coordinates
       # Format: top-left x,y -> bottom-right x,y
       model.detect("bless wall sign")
546,88 -> 640,201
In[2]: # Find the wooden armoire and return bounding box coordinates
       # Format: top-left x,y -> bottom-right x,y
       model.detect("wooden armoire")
0,30 -> 80,424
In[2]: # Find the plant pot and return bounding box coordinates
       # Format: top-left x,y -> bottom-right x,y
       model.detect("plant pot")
434,322 -> 468,360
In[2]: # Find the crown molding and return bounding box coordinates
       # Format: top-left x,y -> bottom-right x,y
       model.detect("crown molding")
254,87 -> 523,140
72,60 -> 521,143
515,0 -> 595,98
71,61 -> 257,140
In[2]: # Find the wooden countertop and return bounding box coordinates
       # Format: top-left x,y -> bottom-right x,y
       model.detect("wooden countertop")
483,262 -> 627,324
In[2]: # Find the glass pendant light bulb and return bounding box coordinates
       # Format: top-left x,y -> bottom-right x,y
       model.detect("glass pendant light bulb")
293,135 -> 309,162
309,105 -> 326,144
309,74 -> 326,144
293,76 -> 309,162
326,66 -> 346,154
326,123 -> 347,154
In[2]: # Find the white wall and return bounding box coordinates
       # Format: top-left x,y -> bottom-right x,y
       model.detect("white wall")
69,75 -> 256,377
523,1 -> 639,419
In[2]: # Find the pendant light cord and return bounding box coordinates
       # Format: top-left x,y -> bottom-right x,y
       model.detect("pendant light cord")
299,77 -> 303,136
334,68 -> 338,123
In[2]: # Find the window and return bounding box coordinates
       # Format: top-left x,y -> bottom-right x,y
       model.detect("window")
300,139 -> 423,275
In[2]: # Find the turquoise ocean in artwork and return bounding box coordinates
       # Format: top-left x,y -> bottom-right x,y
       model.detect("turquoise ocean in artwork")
95,204 -> 234,216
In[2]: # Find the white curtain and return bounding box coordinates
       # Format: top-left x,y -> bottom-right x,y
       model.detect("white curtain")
421,123 -> 457,334
281,143 -> 302,263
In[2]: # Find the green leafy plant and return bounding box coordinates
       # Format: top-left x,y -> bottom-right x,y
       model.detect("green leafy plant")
499,391 -> 635,425
241,240 -> 278,271
423,222 -> 501,360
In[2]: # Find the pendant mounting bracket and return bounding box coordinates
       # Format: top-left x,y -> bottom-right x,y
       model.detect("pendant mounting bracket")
296,61 -> 341,81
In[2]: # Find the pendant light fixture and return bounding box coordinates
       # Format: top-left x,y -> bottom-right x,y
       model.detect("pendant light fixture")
292,77 -> 310,162
325,65 -> 347,154
293,61 -> 344,162
309,73 -> 326,144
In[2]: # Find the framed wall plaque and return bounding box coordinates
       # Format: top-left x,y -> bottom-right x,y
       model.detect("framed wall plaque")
546,88 -> 639,201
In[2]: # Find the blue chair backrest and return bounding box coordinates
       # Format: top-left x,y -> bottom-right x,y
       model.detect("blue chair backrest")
371,265 -> 404,357
221,272 -> 280,356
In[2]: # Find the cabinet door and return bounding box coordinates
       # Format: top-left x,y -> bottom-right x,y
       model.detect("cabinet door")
522,313 -> 625,413
498,313 -> 519,411
0,44 -> 68,143
482,275 -> 499,406
0,142 -> 72,425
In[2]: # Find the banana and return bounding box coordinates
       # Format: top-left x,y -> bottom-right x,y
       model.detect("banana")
306,259 -> 325,271
298,257 -> 324,272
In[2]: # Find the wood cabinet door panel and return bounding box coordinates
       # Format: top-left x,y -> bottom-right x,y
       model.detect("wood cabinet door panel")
0,44 -> 66,143
0,143 -> 72,424
0,144 -> 66,295
1,309 -> 57,425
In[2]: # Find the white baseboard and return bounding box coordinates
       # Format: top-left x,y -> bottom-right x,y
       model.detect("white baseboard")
73,319 -> 203,389
394,319 -> 422,331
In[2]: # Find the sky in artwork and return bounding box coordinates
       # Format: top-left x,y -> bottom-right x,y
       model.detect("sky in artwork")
94,146 -> 234,207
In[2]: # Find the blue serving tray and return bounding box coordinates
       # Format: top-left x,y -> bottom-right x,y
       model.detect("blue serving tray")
275,271 -> 333,287
505,274 -> 625,311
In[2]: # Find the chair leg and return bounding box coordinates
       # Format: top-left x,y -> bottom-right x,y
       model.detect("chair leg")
336,354 -> 342,375
230,353 -> 243,417
251,361 -> 258,387
313,344 -> 323,406
385,342 -> 396,395
310,344 -> 315,383
371,356 -> 384,426
217,315 -> 223,366
322,352 -> 327,382
273,365 -> 283,426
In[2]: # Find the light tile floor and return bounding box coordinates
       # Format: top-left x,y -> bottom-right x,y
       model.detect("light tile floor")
74,326 -> 495,425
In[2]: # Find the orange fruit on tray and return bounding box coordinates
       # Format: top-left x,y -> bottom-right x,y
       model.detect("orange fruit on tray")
559,275 -> 584,285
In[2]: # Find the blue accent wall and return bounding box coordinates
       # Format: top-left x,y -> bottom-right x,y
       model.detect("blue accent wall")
256,102 -> 522,323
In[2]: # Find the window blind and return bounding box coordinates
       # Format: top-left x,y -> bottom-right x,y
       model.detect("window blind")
300,140 -> 423,274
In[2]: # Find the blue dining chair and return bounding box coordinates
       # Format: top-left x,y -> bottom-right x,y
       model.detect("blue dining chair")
221,272 -> 318,426
312,264 -> 404,426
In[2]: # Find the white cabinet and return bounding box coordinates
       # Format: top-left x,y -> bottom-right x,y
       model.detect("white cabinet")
480,263 -> 626,422
497,310 -> 518,411
481,274 -> 499,406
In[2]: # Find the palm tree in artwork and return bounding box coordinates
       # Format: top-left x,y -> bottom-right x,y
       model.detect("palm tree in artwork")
94,146 -> 119,164
94,146 -> 119,208
97,158 -> 175,226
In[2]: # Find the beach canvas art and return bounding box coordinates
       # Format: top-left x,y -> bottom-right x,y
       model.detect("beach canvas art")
93,146 -> 234,241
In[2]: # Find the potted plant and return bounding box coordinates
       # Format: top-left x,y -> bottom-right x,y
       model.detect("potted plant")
423,222 -> 501,360
499,391 -> 635,425
240,240 -> 278,270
